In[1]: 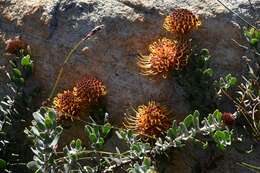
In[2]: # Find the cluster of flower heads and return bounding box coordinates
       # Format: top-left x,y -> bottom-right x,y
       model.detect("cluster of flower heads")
124,101 -> 171,139
138,8 -> 201,77
53,75 -> 107,121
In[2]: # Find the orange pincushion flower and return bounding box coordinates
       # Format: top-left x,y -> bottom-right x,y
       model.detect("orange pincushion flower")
163,9 -> 201,34
53,90 -> 81,120
73,75 -> 107,106
124,101 -> 171,138
137,37 -> 191,76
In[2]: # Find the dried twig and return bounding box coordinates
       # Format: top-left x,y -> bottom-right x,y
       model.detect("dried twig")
48,25 -> 104,101
215,0 -> 257,29
232,39 -> 260,56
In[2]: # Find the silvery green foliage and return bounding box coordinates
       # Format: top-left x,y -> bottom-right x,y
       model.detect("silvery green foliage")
0,95 -> 17,150
0,52 -> 34,172
26,108 -> 232,173
61,139 -> 96,173
110,110 -> 233,172
25,107 -> 63,173
128,157 -> 156,173
85,122 -> 112,149
0,52 -> 34,137
163,110 -> 231,150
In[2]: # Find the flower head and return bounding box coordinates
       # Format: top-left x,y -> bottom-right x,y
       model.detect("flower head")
124,101 -> 171,138
222,112 -> 236,126
5,36 -> 27,55
163,9 -> 201,34
73,75 -> 107,106
137,37 -> 191,76
53,90 -> 81,121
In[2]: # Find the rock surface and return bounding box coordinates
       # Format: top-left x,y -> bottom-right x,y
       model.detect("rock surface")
0,0 -> 260,172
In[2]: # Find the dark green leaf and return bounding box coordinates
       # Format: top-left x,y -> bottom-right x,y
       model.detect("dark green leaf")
0,159 -> 6,170
183,114 -> 194,129
12,68 -> 22,78
250,38 -> 259,46
213,110 -> 222,122
44,116 -> 52,129
143,157 -> 151,167
75,139 -> 82,150
102,123 -> 112,136
203,68 -> 213,77
89,134 -> 97,143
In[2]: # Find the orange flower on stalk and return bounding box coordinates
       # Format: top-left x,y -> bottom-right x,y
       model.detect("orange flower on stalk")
137,37 -> 191,77
163,9 -> 201,34
124,101 -> 171,139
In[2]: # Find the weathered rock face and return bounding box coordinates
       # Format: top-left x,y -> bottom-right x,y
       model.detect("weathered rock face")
0,0 -> 260,172
1,0 -> 258,121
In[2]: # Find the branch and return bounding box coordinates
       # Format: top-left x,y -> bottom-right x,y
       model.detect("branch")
103,118 -> 225,172
215,0 -> 257,29
48,25 -> 104,101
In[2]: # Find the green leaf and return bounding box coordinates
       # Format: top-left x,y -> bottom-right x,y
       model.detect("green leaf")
193,110 -> 200,118
183,114 -> 194,129
250,38 -> 259,46
225,74 -> 237,88
167,121 -> 180,139
21,55 -> 31,66
143,157 -> 151,167
244,30 -> 251,38
48,111 -> 56,122
31,126 -> 40,137
85,126 -> 91,139
9,60 -> 17,68
0,159 -> 6,170
200,48 -> 211,62
18,77 -> 25,84
75,139 -> 82,150
89,133 -> 97,143
203,68 -> 213,77
213,130 -> 232,150
44,116 -> 53,129
27,161 -> 39,171
98,137 -> 105,146
115,130 -> 123,139
50,135 -> 60,147
102,123 -> 112,136
56,126 -> 63,135
255,30 -> 260,39
203,141 -> 208,149
33,111 -> 45,124
200,48 -> 210,57
213,109 -> 222,122
12,68 -> 22,78
249,27 -> 255,37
